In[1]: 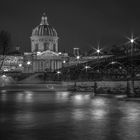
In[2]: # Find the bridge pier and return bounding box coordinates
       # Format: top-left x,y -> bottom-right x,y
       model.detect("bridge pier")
127,79 -> 136,97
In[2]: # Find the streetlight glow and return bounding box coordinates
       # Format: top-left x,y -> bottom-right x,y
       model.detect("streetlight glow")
27,61 -> 31,65
63,60 -> 66,64
125,33 -> 138,96
76,56 -> 80,60
85,65 -> 91,69
2,74 -> 7,78
57,71 -> 61,74
126,34 -> 138,45
19,64 -> 22,67
130,39 -> 134,44
96,49 -> 101,53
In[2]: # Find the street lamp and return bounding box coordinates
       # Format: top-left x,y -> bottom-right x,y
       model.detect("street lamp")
126,34 -> 137,96
19,64 -> 22,67
56,71 -> 61,80
27,61 -> 31,65
94,45 -> 102,80
84,65 -> 91,81
84,65 -> 91,72
57,71 -> 61,74
27,61 -> 31,73
63,60 -> 66,64
76,55 -> 80,60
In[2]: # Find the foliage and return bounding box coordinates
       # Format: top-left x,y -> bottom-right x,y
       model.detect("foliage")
0,30 -> 11,70
0,30 -> 11,54
110,44 -> 125,56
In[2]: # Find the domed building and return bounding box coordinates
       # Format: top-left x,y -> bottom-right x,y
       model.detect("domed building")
23,13 -> 64,73
31,13 -> 58,52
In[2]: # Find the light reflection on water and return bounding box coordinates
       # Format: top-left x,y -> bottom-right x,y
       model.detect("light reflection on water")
1,93 -> 7,102
55,91 -> 70,102
16,91 -> 34,103
1,92 -> 140,140
72,94 -> 90,106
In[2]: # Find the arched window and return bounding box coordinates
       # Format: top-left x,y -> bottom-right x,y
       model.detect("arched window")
44,43 -> 49,50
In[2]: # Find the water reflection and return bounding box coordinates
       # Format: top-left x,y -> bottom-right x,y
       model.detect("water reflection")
24,91 -> 34,103
91,97 -> 105,107
1,93 -> 7,102
16,91 -> 34,103
55,92 -> 69,102
72,94 -> 90,105
16,92 -> 24,102
118,103 -> 140,140
91,109 -> 107,120
1,92 -> 140,140
72,109 -> 85,121
1,89 -> 7,93
15,112 -> 35,128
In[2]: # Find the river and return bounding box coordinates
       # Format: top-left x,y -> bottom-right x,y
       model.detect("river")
0,90 -> 140,140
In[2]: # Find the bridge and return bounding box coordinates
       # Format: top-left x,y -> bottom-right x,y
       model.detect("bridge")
61,53 -> 140,81
1,53 -> 140,81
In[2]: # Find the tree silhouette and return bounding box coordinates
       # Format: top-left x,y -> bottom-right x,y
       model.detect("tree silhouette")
0,30 -> 11,71
110,44 -> 125,56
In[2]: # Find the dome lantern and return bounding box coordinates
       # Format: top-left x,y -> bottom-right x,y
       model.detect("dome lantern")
31,13 -> 57,37
40,13 -> 48,25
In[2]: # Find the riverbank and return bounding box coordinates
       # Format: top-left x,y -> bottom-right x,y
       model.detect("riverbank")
0,81 -> 140,95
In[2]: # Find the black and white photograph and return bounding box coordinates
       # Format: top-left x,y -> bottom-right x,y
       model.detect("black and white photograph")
1,0 -> 140,139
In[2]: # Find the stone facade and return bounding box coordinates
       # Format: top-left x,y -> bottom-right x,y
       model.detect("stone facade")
23,13 -> 63,73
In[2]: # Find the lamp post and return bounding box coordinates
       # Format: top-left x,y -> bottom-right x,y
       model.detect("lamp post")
56,70 -> 61,81
126,35 -> 137,97
27,61 -> 31,73
83,65 -> 91,80
94,45 -> 102,79
130,37 -> 135,96
96,48 -> 101,73
76,55 -> 80,65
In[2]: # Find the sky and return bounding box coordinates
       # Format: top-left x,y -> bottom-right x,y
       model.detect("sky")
0,0 -> 140,53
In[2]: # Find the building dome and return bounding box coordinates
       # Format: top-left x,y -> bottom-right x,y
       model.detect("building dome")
32,13 -> 57,37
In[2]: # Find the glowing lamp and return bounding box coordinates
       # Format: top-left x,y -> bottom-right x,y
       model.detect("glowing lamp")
130,39 -> 134,43
27,61 -> 31,65
96,49 -> 100,53
19,64 -> 22,67
57,71 -> 61,74
76,56 -> 80,60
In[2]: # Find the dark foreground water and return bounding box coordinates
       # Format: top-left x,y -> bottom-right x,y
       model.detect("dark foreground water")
0,91 -> 140,140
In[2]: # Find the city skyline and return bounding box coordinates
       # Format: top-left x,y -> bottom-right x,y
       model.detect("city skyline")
0,0 -> 140,53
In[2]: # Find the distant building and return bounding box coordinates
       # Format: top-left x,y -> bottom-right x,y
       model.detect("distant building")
31,13 -> 58,53
24,13 -> 65,73
0,13 -> 68,73
0,50 -> 23,72
73,48 -> 80,56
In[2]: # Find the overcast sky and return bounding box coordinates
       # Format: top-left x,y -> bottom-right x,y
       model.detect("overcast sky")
0,0 -> 140,53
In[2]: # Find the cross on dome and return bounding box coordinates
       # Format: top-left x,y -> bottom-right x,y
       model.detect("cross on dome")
40,12 -> 48,25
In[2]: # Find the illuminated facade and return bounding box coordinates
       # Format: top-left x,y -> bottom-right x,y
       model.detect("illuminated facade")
0,13 -> 68,73
24,13 -> 63,73
0,55 -> 23,72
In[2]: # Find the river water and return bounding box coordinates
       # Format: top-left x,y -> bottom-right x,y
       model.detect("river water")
0,91 -> 140,140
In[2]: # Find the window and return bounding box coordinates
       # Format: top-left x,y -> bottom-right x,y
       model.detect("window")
35,44 -> 38,52
44,43 -> 49,50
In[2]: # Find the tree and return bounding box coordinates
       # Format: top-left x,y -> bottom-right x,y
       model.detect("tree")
110,44 -> 125,56
0,30 -> 11,71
